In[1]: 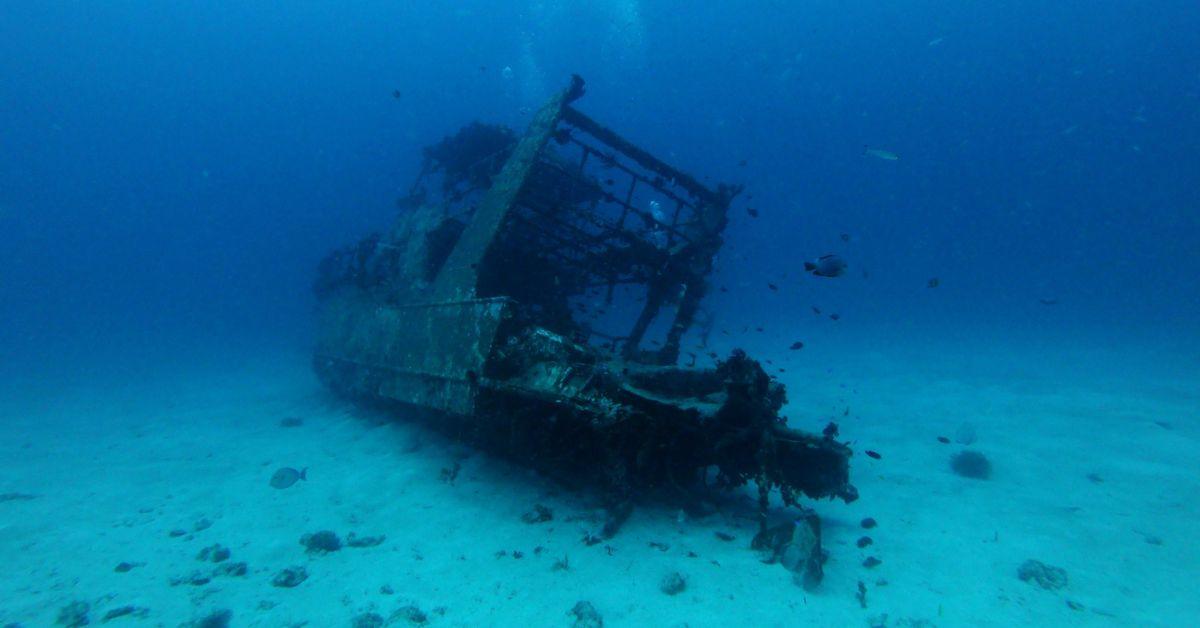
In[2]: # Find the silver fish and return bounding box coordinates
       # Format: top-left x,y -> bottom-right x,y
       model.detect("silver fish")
804,254 -> 847,278
864,147 -> 899,161
269,467 -> 307,489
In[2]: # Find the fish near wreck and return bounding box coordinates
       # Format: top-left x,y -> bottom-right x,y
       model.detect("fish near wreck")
311,76 -> 857,541
804,254 -> 847,278
864,146 -> 899,161
270,467 -> 307,489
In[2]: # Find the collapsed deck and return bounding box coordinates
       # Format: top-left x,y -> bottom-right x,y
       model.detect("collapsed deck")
313,76 -> 857,533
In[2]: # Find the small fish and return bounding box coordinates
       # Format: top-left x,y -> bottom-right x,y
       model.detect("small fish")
737,159 -> 748,167
927,277 -> 940,288
719,286 -> 729,292
1038,298 -> 1059,306
811,305 -> 822,315
927,37 -> 944,47
746,207 -> 759,218
804,254 -> 847,278
767,283 -> 778,291
789,341 -> 804,350
864,146 -> 899,161
391,89 -> 402,99
829,313 -> 841,321
269,467 -> 307,489
865,450 -> 882,460
840,233 -> 851,242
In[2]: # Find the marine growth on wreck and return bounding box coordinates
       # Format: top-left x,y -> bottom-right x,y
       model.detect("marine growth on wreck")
312,76 -> 858,557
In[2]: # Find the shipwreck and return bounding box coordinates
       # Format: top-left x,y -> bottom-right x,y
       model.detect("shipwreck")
312,76 -> 857,544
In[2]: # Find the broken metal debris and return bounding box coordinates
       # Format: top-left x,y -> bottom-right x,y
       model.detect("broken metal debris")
313,75 -> 856,539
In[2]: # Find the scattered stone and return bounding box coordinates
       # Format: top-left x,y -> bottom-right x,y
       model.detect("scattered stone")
351,612 -> 385,628
714,531 -> 735,542
512,550 -> 524,559
521,504 -> 554,524
569,601 -> 603,628
648,541 -> 669,552
856,580 -> 868,608
168,529 -> 188,538
102,605 -> 149,621
1017,559 -> 1068,590
659,572 -> 687,596
196,544 -> 231,563
863,556 -> 882,568
56,601 -> 89,627
113,561 -> 142,573
215,561 -> 247,577
861,517 -> 877,529
857,536 -> 873,548
391,605 -> 427,625
867,613 -> 889,628
193,517 -> 213,532
346,533 -> 386,548
954,423 -> 978,445
183,609 -> 232,628
552,555 -> 571,572
280,416 -> 304,427
271,566 -> 308,588
170,570 -> 212,586
300,530 -> 342,554
380,584 -> 395,595
950,450 -> 993,480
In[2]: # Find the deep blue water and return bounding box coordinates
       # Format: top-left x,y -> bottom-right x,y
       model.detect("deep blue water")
2,1 -> 1198,369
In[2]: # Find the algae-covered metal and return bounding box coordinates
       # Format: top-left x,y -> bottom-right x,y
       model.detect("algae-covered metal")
313,76 -> 857,535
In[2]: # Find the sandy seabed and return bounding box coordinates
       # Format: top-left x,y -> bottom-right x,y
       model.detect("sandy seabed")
1,337 -> 1196,627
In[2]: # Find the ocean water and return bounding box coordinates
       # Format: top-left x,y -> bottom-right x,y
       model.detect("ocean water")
1,2 -> 1197,627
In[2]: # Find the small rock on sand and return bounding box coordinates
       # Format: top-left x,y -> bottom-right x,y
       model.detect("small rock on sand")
659,572 -> 687,595
1017,559 -> 1068,590
570,600 -> 603,628
271,566 -> 309,588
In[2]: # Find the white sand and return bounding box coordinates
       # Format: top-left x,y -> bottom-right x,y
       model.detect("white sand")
0,338 -> 1196,627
